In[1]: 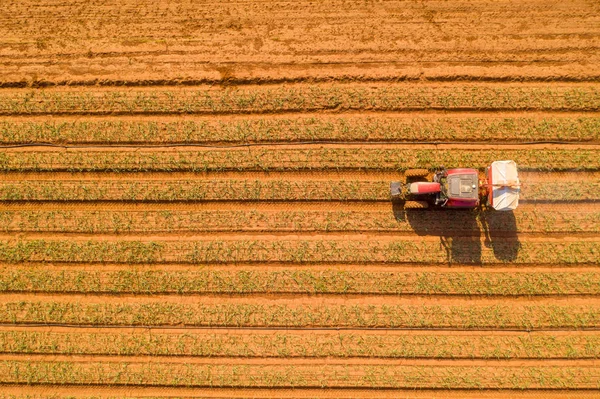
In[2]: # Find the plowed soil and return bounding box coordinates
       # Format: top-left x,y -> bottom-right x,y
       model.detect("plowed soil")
0,1 -> 599,398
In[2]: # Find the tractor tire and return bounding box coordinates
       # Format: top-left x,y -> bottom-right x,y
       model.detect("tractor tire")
404,200 -> 429,209
405,169 -> 429,178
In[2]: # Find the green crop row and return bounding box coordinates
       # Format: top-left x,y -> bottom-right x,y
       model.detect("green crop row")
0,238 -> 597,264
2,116 -> 599,143
2,330 -> 599,359
0,180 -> 386,201
1,360 -> 598,388
2,268 -> 600,296
1,208 -> 597,233
2,301 -> 600,328
0,85 -> 598,115
1,148 -> 597,171
0,179 -> 597,202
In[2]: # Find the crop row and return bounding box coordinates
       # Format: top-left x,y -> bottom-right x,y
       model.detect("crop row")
2,301 -> 600,328
1,148 -> 597,171
0,180 -> 385,201
3,330 -> 599,359
1,85 -> 598,115
1,209 -> 597,234
0,179 -> 597,203
2,268 -> 600,296
1,361 -> 598,388
0,238 -> 597,264
2,116 -> 599,144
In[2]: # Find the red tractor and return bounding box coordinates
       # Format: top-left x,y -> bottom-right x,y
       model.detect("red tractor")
390,160 -> 520,211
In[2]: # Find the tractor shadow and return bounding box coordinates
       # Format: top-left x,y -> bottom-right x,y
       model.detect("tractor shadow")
392,203 -> 520,265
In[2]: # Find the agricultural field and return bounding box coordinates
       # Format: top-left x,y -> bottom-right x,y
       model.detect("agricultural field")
0,0 -> 599,398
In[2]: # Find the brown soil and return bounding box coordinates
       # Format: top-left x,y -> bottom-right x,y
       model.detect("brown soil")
0,0 -> 599,85
3,386 -> 599,399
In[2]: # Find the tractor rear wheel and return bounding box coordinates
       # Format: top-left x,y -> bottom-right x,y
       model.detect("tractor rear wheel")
405,169 -> 429,178
404,200 -> 429,209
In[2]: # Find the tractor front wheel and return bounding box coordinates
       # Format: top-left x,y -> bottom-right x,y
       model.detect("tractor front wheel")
405,169 -> 429,178
404,200 -> 429,209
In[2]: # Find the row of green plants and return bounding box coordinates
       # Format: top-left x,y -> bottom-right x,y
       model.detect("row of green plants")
1,85 -> 598,114
0,360 -> 600,389
0,238 -> 597,264
0,179 -> 597,202
2,268 -> 599,295
0,360 -> 597,388
1,148 -> 597,171
2,330 -> 599,358
2,301 -> 600,328
0,180 -> 387,201
1,208 -> 597,233
2,116 -> 599,143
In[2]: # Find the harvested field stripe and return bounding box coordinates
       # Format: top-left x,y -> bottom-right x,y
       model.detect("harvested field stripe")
1,268 -> 600,296
2,301 -> 600,329
0,85 -> 598,115
0,179 -> 597,202
0,238 -> 597,265
1,360 -> 600,388
2,330 -> 600,359
0,208 -> 598,234
2,116 -> 600,144
0,148 -> 598,172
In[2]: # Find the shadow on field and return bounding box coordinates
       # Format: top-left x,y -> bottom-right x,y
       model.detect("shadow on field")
392,203 -> 520,264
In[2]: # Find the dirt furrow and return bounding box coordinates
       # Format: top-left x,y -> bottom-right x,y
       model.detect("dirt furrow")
5,143 -> 600,152
1,65 -> 600,88
1,386 -> 597,399
2,0 -> 598,88
0,386 -> 596,399
2,232 -> 598,242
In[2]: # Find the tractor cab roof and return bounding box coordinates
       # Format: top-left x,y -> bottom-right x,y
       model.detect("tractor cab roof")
445,168 -> 479,201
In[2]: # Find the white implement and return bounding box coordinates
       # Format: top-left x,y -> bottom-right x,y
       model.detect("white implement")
486,160 -> 520,211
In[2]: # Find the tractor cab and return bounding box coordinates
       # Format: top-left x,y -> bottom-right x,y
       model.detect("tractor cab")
433,168 -> 480,208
